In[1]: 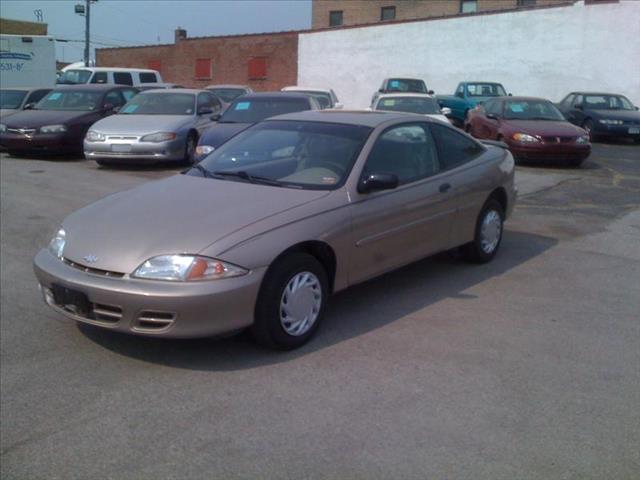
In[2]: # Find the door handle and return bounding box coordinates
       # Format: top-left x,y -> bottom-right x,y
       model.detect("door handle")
439,183 -> 451,193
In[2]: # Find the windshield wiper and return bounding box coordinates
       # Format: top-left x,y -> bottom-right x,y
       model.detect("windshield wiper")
190,164 -> 216,178
212,170 -> 283,186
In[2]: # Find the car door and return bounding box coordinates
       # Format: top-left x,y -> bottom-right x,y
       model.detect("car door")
473,99 -> 501,139
348,122 -> 458,283
429,123 -> 495,248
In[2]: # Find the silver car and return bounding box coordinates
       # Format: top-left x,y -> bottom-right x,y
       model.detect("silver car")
84,89 -> 223,165
35,111 -> 516,350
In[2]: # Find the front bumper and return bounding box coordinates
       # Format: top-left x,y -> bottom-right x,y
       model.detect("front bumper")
593,123 -> 640,139
84,138 -> 185,163
33,249 -> 266,338
508,142 -> 591,162
0,132 -> 79,154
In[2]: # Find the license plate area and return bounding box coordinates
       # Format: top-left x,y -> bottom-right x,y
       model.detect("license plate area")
629,127 -> 639,134
111,144 -> 132,152
51,284 -> 91,317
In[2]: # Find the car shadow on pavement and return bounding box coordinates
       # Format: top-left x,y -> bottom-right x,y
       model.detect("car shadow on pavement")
78,229 -> 557,371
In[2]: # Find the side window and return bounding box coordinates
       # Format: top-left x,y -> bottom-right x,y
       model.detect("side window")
485,100 -> 502,117
113,72 -> 133,86
26,89 -> 50,104
209,94 -> 222,112
456,84 -> 464,97
90,72 -> 108,84
573,95 -> 583,108
104,90 -> 125,107
430,124 -> 484,171
139,72 -> 157,83
561,94 -> 575,108
364,124 -> 440,185
197,93 -> 215,112
122,89 -> 137,101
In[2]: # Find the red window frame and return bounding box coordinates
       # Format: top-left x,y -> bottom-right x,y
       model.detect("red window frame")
248,57 -> 267,80
195,58 -> 212,79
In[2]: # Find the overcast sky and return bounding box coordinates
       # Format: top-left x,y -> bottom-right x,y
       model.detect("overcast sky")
1,0 -> 312,62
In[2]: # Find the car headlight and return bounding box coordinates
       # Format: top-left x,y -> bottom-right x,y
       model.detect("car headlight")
48,228 -> 66,259
576,135 -> 590,144
599,119 -> 623,125
195,145 -> 215,157
40,124 -> 67,133
0,124 -> 6,133
512,132 -> 540,143
140,132 -> 177,142
85,130 -> 106,142
132,255 -> 248,281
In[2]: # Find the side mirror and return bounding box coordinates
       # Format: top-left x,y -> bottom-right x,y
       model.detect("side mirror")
334,102 -> 344,109
210,113 -> 221,121
635,106 -> 639,111
24,103 -> 35,110
103,103 -> 115,112
378,88 -> 384,93
441,107 -> 452,116
358,173 -> 399,194
198,107 -> 214,115
428,90 -> 435,95
575,104 -> 583,111
486,113 -> 499,120
508,93 -> 513,97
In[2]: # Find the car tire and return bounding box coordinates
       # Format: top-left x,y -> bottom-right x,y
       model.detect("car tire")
583,119 -> 597,142
461,199 -> 505,264
184,133 -> 197,165
251,253 -> 329,350
95,159 -> 111,167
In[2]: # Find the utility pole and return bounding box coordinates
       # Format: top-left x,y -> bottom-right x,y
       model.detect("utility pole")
84,0 -> 91,66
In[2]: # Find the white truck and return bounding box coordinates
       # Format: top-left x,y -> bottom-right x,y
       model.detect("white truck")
0,34 -> 56,88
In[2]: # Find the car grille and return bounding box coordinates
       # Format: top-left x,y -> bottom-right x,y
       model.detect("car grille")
542,136 -> 575,144
7,128 -> 36,136
106,135 -> 140,141
62,258 -> 125,278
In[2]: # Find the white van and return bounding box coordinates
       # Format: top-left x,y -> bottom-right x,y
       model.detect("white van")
57,67 -> 163,87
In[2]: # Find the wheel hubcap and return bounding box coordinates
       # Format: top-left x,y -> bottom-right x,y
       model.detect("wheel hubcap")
480,210 -> 502,254
280,271 -> 322,337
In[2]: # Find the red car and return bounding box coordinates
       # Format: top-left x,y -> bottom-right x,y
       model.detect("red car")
465,96 -> 591,166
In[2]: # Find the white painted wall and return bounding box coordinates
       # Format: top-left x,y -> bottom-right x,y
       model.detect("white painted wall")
298,1 -> 640,108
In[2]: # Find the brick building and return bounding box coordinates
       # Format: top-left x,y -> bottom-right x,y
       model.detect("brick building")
0,17 -> 48,35
311,0 -> 571,29
96,29 -> 299,91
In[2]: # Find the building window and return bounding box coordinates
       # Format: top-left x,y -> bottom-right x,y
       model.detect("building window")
381,6 -> 396,21
195,58 -> 212,79
148,59 -> 161,72
517,0 -> 537,6
248,57 -> 267,80
460,0 -> 478,13
329,10 -> 343,27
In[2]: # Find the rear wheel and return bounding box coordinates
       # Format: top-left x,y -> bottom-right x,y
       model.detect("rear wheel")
461,199 -> 505,264
251,253 -> 328,350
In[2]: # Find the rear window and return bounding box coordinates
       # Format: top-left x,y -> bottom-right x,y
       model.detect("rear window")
139,72 -> 158,83
430,124 -> 484,170
385,79 -> 427,93
219,98 -> 312,124
377,97 -> 441,115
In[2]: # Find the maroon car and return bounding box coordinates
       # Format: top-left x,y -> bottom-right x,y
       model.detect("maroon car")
0,84 -> 138,156
465,96 -> 591,166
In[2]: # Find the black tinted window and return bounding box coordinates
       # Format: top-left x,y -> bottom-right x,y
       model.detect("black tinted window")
90,72 -> 108,84
220,98 -> 311,124
139,72 -> 157,83
430,124 -> 483,170
104,90 -> 125,107
364,124 -> 439,185
113,72 -> 133,86
484,100 -> 502,117
26,89 -> 50,104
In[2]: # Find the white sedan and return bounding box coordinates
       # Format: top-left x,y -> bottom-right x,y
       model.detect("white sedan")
372,93 -> 452,124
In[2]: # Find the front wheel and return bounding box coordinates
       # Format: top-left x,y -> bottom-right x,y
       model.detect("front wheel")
251,253 -> 329,350
461,199 -> 505,263
184,133 -> 197,165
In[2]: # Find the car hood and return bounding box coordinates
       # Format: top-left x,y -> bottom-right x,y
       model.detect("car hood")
585,109 -> 640,121
90,114 -> 194,135
198,122 -> 252,148
504,120 -> 584,136
0,108 -> 20,120
3,109 -> 93,128
468,96 -> 500,106
61,174 -> 330,274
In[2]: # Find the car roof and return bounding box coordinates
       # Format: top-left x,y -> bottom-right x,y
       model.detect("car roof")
498,96 -> 551,102
52,84 -> 135,92
385,77 -> 424,81
137,88 -> 204,95
267,110 -> 430,127
1,87 -> 51,92
463,81 -> 504,84
64,67 -> 157,73
234,92 -> 313,101
206,84 -> 250,89
282,86 -> 332,94
569,92 -> 626,96
377,93 -> 436,99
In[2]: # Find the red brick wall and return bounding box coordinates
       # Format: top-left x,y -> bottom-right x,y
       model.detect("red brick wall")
95,31 -> 299,91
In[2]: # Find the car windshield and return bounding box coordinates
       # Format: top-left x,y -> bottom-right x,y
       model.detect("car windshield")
192,120 -> 372,190
466,83 -> 507,97
57,69 -> 92,84
295,91 -> 332,109
0,90 -> 27,109
504,100 -> 565,120
583,95 -> 634,110
376,96 -> 441,114
208,88 -> 247,103
119,93 -> 195,115
386,79 -> 427,93
35,90 -> 102,111
219,98 -> 311,124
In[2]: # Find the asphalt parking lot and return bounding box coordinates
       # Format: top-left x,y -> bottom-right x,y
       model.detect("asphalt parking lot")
1,143 -> 639,479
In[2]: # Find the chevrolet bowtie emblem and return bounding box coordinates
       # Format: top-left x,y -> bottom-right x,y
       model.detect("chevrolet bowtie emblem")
83,254 -> 98,264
